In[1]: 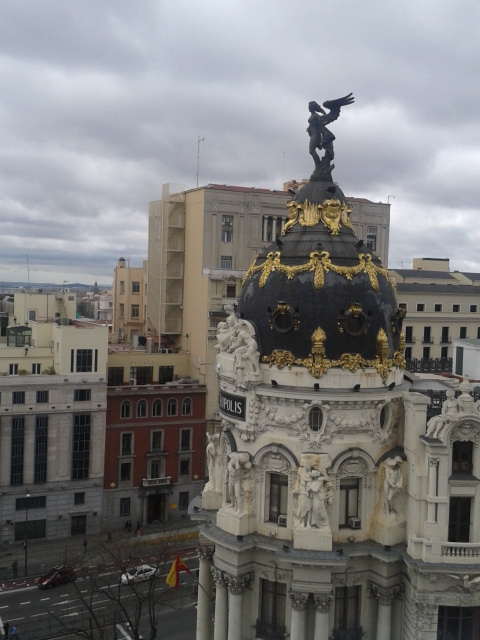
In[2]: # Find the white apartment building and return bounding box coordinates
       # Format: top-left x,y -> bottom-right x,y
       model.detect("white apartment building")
0,292 -> 108,543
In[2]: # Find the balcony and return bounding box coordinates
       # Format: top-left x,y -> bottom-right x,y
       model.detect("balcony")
255,619 -> 287,640
442,542 -> 480,560
142,476 -> 171,487
332,628 -> 363,640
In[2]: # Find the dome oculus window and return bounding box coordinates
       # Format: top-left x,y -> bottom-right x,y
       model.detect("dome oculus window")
268,303 -> 300,335
308,406 -> 324,432
337,304 -> 369,337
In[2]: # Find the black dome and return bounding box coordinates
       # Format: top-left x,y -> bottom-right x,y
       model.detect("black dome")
237,179 -> 405,382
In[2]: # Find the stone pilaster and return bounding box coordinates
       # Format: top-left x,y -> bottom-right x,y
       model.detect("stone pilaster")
289,591 -> 309,640
225,573 -> 253,640
369,582 -> 403,640
211,567 -> 228,640
313,593 -> 333,640
196,545 -> 215,640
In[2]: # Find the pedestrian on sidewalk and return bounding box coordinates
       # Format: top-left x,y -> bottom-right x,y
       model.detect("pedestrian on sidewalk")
12,559 -> 18,577
83,537 -> 87,553
106,530 -> 112,544
3,621 -> 9,638
11,623 -> 18,639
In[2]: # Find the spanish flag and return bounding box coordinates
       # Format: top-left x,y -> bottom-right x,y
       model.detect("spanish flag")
166,554 -> 192,589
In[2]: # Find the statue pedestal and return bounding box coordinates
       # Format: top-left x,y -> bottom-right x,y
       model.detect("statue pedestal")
202,490 -> 223,511
216,508 -> 253,536
293,527 -> 332,551
370,518 -> 406,547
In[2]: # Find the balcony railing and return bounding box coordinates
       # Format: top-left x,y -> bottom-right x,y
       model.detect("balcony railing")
442,542 -> 480,559
255,619 -> 287,640
142,476 -> 171,487
405,357 -> 453,373
332,628 -> 363,640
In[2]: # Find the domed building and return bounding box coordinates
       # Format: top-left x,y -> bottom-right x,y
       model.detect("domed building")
195,98 -> 480,640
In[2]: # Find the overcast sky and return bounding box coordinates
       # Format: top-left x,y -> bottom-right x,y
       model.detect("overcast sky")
2,0 -> 480,286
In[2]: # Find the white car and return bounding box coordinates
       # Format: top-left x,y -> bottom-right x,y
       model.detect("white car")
120,564 -> 158,585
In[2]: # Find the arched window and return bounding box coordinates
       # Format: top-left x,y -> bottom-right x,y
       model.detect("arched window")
167,398 -> 177,416
182,398 -> 192,416
120,401 -> 131,419
137,399 -> 147,418
152,399 -> 162,417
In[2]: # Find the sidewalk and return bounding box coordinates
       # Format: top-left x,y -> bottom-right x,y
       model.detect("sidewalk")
0,519 -> 198,585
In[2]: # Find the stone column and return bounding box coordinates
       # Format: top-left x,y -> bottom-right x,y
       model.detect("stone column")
289,591 -> 309,640
224,573 -> 252,640
196,545 -> 215,640
427,457 -> 439,523
370,583 -> 403,640
313,593 -> 333,640
211,567 -> 228,640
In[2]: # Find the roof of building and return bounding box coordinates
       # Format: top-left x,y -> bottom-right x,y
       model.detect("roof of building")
396,283 -> 480,294
206,184 -> 288,196
393,269 -> 457,280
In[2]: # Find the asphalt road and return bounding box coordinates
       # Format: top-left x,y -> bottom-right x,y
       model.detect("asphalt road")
0,552 -> 199,639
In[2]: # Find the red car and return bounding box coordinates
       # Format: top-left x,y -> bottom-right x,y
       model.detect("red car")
38,565 -> 75,589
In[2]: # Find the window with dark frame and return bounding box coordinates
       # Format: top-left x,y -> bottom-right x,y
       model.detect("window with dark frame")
179,458 -> 190,476
453,304 -> 460,312
448,496 -> 471,543
405,326 -> 413,342
120,401 -> 131,419
121,433 -> 133,456
36,390 -> 49,403
167,398 -> 177,416
136,399 -> 147,418
220,255 -> 232,269
152,399 -> 162,416
32,363 -> 41,374
120,497 -> 131,517
179,491 -> 189,510
108,367 -> 124,386
417,303 -> 425,312
334,585 -> 361,636
74,492 -> 85,505
158,366 -> 174,384
437,605 -> 480,640
182,397 -> 192,415
74,389 -> 91,402
131,281 -> 140,294
308,406 -> 323,432
131,304 -> 140,319
226,282 -> 236,298
452,440 -> 473,475
434,303 -> 442,312
11,417 -> 25,485
130,366 -> 153,385
12,391 -> 25,404
151,430 -> 163,451
75,349 -> 93,372
221,216 -> 233,243
441,326 -> 450,343
366,226 -> 377,251
268,473 -> 288,523
180,429 -> 191,451
72,414 -> 90,480
34,416 -> 48,484
258,579 -> 287,640
460,326 -> 467,339
423,346 -> 431,359
471,305 -> 478,313
339,478 -> 359,528
120,462 -> 132,482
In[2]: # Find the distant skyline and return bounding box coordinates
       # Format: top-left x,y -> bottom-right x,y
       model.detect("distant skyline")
2,1 -> 480,284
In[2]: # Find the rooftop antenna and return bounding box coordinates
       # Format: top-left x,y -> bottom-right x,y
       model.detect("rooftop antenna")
26,254 -> 30,292
387,195 -> 395,203
196,136 -> 205,188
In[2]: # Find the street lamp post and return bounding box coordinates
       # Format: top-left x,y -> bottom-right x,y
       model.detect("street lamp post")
24,489 -> 30,577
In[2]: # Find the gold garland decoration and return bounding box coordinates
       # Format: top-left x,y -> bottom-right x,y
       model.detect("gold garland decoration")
262,327 -> 405,383
243,250 -> 392,292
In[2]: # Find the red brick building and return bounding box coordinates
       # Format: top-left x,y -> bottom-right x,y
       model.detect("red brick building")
103,380 -> 206,530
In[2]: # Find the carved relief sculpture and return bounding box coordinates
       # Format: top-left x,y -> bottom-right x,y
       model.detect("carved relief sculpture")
425,390 -> 461,439
204,432 -> 222,492
382,456 -> 404,516
224,451 -> 253,515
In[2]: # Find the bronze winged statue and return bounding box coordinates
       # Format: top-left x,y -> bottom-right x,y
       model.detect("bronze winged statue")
307,93 -> 354,180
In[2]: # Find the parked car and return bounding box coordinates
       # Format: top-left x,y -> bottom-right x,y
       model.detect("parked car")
38,565 -> 75,589
120,564 -> 158,585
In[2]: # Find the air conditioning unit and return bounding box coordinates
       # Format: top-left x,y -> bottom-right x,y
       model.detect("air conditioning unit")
348,517 -> 361,529
130,378 -> 137,386
277,515 -> 287,527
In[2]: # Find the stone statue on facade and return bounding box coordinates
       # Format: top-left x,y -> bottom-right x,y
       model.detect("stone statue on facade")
204,432 -> 222,492
293,465 -> 333,528
307,93 -> 354,180
425,390 -> 461,439
382,456 -> 404,515
224,452 -> 253,514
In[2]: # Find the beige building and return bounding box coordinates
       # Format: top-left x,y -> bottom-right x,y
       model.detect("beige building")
111,257 -> 147,345
390,258 -> 480,368
147,183 -> 391,420
0,292 -> 108,543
